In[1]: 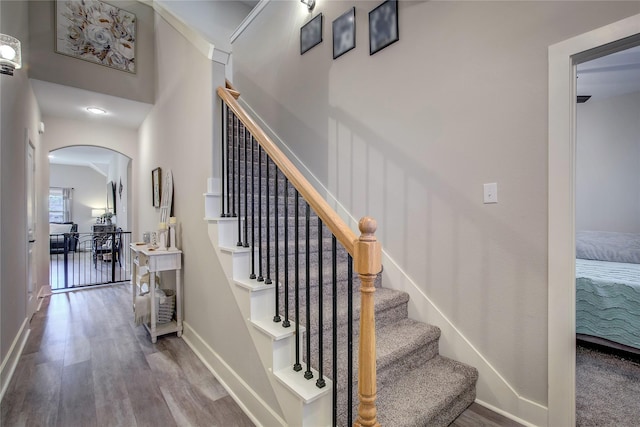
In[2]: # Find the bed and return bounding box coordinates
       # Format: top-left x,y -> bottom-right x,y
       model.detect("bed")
576,231 -> 640,352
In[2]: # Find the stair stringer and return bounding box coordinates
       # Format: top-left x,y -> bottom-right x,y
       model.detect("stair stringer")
205,192 -> 333,427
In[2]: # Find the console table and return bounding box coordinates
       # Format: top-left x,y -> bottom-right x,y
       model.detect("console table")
130,243 -> 183,343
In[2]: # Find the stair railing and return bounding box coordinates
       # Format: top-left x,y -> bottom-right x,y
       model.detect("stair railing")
218,83 -> 381,427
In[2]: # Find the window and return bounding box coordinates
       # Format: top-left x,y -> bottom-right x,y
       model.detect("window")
49,187 -> 72,223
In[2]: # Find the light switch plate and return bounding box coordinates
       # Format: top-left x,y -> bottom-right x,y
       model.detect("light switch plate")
484,183 -> 498,204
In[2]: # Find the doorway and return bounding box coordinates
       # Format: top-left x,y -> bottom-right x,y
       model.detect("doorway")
48,146 -> 132,290
26,135 -> 37,320
548,13 -> 640,427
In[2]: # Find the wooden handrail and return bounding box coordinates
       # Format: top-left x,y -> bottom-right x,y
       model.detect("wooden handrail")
218,86 -> 357,255
218,85 -> 380,426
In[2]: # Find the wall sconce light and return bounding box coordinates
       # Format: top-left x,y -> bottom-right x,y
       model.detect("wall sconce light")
0,34 -> 22,76
301,0 -> 315,11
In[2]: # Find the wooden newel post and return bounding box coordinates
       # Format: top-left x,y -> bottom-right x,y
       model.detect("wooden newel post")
354,217 -> 381,427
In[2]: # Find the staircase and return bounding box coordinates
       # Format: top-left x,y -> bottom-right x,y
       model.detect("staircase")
205,85 -> 478,426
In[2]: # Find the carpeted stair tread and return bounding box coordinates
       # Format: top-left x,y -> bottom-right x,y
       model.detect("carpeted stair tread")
329,318 -> 440,392
374,355 -> 478,427
376,318 -> 441,374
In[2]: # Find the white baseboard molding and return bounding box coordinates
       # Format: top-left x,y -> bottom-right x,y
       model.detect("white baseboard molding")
38,284 -> 52,299
0,318 -> 30,402
240,99 -> 549,427
181,322 -> 286,427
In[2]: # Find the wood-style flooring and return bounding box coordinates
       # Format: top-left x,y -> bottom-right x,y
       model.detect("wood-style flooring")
1,284 -> 521,427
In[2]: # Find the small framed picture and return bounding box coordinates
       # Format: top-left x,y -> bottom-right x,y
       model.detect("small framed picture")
301,13 -> 323,55
333,7 -> 356,60
369,0 -> 399,55
152,167 -> 161,208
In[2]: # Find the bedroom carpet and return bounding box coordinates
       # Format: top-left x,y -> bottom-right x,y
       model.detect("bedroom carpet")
576,344 -> 640,426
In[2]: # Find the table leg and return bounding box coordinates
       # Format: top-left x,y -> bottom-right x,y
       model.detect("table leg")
176,269 -> 182,337
150,271 -> 157,343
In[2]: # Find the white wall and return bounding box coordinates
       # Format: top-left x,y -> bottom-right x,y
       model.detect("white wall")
231,0 -> 640,420
156,0 -> 251,53
50,164 -> 108,233
576,91 -> 640,232
0,0 -> 42,390
137,11 -> 282,421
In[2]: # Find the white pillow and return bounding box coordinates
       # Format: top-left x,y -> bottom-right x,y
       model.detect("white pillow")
50,223 -> 72,234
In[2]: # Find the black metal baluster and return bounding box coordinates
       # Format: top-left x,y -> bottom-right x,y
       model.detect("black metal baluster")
226,111 -> 232,217
235,119 -> 242,246
243,127 -> 249,248
265,158 -> 272,285
283,178 -> 291,328
316,218 -> 325,389
273,167 -> 281,323
347,255 -> 354,425
257,147 -> 264,282
221,103 -> 226,217
304,203 -> 313,380
293,190 -> 302,372
332,235 -> 337,426
250,136 -> 256,280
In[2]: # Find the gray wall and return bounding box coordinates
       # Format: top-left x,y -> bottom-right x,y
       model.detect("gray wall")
231,0 -> 640,408
0,0 -> 42,374
576,92 -> 640,232
28,0 -> 155,104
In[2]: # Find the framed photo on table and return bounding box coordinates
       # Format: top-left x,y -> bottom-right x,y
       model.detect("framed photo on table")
152,167 -> 161,208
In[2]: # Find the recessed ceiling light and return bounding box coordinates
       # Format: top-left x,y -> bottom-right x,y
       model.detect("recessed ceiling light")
87,107 -> 107,115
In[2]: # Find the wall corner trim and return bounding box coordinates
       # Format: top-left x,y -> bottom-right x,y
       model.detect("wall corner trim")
181,322 -> 287,427
0,318 -> 31,402
231,0 -> 270,44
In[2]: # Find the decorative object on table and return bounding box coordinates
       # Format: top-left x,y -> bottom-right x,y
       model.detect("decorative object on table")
101,211 -> 113,225
55,0 -> 136,73
150,231 -> 158,247
152,167 -> 161,208
300,13 -> 323,55
155,288 -> 176,324
157,222 -> 167,251
369,0 -> 398,55
142,231 -> 151,244
169,217 -> 178,251
333,7 -> 356,59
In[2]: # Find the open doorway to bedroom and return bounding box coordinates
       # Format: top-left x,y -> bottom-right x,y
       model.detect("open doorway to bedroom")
548,15 -> 640,427
48,146 -> 133,290
574,45 -> 640,425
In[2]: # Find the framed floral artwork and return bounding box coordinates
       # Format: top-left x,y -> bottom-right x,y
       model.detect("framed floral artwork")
55,0 -> 137,73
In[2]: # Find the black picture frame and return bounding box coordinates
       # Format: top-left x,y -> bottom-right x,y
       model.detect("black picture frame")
333,7 -> 356,60
152,167 -> 161,208
301,13 -> 323,55
369,0 -> 399,55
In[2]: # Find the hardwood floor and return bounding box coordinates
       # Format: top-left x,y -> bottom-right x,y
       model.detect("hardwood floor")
1,284 -> 521,427
1,284 -> 253,427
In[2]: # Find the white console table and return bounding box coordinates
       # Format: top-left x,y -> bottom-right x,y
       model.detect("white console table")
130,243 -> 183,343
